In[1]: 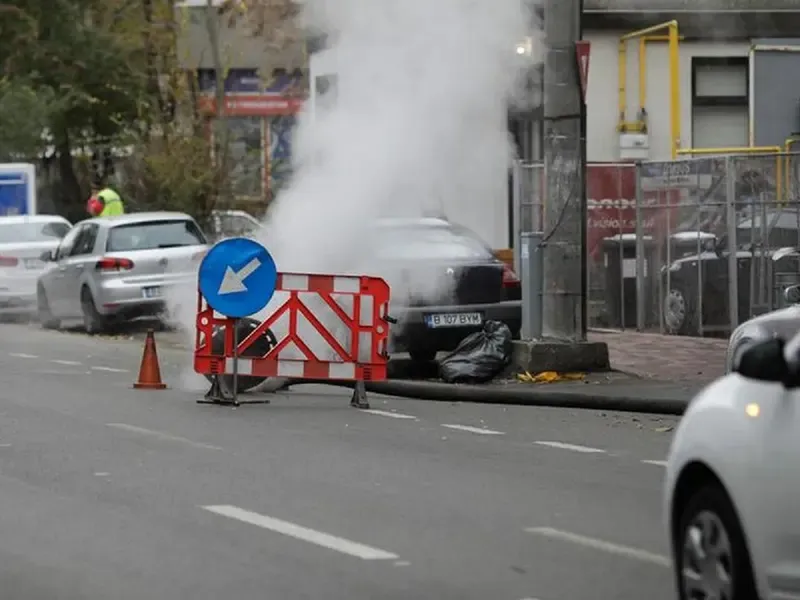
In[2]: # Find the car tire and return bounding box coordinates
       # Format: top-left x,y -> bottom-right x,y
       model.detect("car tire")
409,347 -> 437,363
203,318 -> 276,393
37,286 -> 60,330
674,485 -> 759,600
81,286 -> 108,336
663,285 -> 699,336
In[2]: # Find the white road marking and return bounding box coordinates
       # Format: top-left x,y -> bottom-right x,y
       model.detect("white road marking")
362,409 -> 417,420
94,472 -> 110,477
534,441 -> 606,454
642,460 -> 668,467
91,366 -> 129,373
106,423 -> 223,451
202,505 -> 399,561
525,527 -> 670,567
52,359 -> 82,366
9,353 -> 37,359
441,424 -> 505,435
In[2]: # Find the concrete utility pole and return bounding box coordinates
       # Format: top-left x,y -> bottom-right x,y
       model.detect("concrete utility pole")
542,0 -> 586,341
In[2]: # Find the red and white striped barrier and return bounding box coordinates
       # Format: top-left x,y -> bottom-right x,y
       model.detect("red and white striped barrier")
193,272 -> 392,382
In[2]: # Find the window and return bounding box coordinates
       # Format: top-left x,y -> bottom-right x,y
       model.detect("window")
70,224 -> 99,256
107,220 -> 206,252
0,220 -> 70,243
214,117 -> 264,197
55,226 -> 83,260
691,57 -> 749,148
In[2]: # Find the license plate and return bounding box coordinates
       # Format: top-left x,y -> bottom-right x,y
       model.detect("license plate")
23,258 -> 41,269
425,312 -> 483,328
142,286 -> 162,299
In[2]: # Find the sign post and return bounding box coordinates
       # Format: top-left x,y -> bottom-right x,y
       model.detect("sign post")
197,237 -> 278,406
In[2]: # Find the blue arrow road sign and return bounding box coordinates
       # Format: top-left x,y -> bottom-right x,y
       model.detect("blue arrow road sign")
198,237 -> 278,318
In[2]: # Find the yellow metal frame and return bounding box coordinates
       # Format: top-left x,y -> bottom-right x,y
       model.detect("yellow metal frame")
618,21 -> 681,158
678,146 -> 784,204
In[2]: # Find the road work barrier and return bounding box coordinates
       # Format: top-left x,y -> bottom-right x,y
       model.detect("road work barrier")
193,237 -> 392,408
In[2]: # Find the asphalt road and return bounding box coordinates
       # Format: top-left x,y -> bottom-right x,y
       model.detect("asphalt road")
0,323 -> 679,600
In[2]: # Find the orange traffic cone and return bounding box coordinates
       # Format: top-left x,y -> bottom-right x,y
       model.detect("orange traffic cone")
133,329 -> 167,390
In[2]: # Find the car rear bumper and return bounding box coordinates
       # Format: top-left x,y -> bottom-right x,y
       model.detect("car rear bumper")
391,300 -> 521,352
93,274 -> 196,317
0,275 -> 39,312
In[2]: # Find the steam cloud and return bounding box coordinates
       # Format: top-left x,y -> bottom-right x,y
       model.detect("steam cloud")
170,0 -> 540,382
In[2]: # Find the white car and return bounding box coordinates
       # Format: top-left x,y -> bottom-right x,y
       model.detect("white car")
0,215 -> 72,314
665,333 -> 800,600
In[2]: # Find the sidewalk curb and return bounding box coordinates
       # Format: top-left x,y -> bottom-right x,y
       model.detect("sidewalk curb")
287,379 -> 690,416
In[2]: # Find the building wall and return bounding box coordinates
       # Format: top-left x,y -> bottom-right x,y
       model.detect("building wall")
585,31 -> 750,161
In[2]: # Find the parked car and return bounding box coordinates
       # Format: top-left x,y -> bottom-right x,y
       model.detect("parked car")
0,215 -> 72,315
36,212 -> 207,334
665,333 -> 800,600
209,209 -> 262,242
370,217 -> 521,362
662,211 -> 800,336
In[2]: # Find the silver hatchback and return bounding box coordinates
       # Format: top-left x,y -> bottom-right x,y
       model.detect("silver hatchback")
36,212 -> 207,333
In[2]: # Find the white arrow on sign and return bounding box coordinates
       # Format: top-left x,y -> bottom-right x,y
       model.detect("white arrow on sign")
218,257 -> 262,295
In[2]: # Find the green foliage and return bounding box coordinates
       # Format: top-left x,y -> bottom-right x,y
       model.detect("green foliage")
0,79 -> 56,159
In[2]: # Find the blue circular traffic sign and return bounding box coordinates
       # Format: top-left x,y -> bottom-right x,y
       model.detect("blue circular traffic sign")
198,237 -> 278,318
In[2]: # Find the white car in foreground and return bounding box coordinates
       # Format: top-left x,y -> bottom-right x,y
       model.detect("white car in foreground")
665,334 -> 800,600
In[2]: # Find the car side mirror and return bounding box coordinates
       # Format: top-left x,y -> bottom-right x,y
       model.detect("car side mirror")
785,285 -> 800,304
734,337 -> 797,385
40,250 -> 53,262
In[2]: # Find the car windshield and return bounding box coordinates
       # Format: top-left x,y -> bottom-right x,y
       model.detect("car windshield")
0,220 -> 70,243
376,225 -> 492,260
107,220 -> 206,252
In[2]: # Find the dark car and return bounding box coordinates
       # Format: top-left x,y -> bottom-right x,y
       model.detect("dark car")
661,212 -> 800,336
372,218 -> 521,362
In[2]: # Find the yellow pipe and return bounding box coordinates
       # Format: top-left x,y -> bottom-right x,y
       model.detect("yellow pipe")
618,41 -> 627,129
638,37 -> 646,114
617,21 -> 681,149
668,22 -> 680,159
620,20 -> 679,41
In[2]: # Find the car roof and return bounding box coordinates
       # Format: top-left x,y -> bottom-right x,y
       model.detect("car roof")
90,212 -> 195,227
0,214 -> 71,225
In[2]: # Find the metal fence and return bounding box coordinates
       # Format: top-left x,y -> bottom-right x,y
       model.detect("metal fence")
511,152 -> 800,337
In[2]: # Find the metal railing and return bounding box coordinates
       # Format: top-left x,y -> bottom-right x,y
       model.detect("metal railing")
511,152 -> 800,337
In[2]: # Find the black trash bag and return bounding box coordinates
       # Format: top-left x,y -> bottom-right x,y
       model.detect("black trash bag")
438,321 -> 513,384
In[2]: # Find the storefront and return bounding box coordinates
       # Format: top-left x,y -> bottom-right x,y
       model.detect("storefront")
196,68 -> 305,201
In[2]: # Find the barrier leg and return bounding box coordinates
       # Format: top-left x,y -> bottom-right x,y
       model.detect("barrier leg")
350,380 -> 369,409
201,374 -> 238,406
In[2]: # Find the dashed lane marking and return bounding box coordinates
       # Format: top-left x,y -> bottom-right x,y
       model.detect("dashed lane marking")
441,424 -> 505,435
362,409 -> 417,420
106,423 -> 223,451
52,359 -> 82,366
525,527 -> 670,567
201,505 -> 399,561
641,460 -> 667,467
534,441 -> 606,454
91,366 -> 129,373
9,353 -> 37,359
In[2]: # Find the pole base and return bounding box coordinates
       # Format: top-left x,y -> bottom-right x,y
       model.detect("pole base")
350,381 -> 370,409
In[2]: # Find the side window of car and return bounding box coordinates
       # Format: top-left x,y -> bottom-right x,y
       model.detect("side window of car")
55,226 -> 82,261
70,224 -> 98,257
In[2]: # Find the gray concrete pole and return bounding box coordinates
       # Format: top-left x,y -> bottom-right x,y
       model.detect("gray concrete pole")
542,0 -> 584,341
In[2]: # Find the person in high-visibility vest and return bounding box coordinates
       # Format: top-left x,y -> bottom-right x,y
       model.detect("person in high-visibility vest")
86,187 -> 125,217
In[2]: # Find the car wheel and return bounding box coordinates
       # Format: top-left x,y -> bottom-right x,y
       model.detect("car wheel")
37,286 -> 60,330
204,318 -> 276,393
81,286 -> 107,336
409,347 -> 437,363
663,286 -> 699,336
674,485 -> 759,600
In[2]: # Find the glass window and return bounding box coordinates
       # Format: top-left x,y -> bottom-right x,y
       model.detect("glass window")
107,220 -> 206,252
375,226 -> 493,260
0,220 -> 70,243
218,214 -> 259,238
70,224 -> 99,256
55,225 -> 83,260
